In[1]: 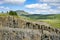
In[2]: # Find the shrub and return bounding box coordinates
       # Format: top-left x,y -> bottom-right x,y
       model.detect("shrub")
9,11 -> 17,16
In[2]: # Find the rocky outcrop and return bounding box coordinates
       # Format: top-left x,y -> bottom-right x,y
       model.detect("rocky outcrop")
0,16 -> 60,40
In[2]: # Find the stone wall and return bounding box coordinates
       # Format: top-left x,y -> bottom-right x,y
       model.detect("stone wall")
0,16 -> 60,40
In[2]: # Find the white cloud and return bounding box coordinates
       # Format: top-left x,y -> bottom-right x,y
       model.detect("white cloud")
31,9 -> 60,14
29,11 -> 35,14
49,9 -> 60,14
0,1 -> 4,4
49,3 -> 60,7
25,0 -> 60,14
26,8 -> 60,14
0,0 -> 26,4
25,3 -> 50,9
0,6 -> 10,10
32,10 -> 50,14
40,0 -> 60,2
57,6 -> 60,9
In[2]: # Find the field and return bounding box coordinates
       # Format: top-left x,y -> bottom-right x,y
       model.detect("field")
37,19 -> 60,28
0,13 -> 60,28
22,14 -> 60,28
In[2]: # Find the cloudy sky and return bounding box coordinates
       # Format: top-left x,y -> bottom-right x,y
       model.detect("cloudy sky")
0,0 -> 60,14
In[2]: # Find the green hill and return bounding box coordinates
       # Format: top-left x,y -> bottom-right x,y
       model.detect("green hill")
22,14 -> 60,28
16,10 -> 29,15
0,10 -> 60,28
22,14 -> 60,20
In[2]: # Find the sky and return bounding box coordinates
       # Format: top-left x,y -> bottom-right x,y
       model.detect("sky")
0,0 -> 60,14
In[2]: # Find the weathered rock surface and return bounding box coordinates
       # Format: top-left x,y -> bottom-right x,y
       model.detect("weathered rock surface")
0,16 -> 60,40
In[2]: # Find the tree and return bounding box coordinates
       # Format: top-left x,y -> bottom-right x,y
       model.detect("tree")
1,11 -> 4,13
9,11 -> 17,16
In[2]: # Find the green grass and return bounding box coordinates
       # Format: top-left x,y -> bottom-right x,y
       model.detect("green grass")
0,13 -> 60,28
23,14 -> 60,28
0,13 -> 9,16
37,19 -> 60,28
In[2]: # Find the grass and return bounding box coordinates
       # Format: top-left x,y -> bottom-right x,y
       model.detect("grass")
0,13 -> 9,16
37,19 -> 60,28
0,13 -> 60,28
18,15 -> 60,29
0,14 -> 33,22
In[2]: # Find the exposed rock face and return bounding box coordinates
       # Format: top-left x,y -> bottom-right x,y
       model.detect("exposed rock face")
0,16 -> 60,40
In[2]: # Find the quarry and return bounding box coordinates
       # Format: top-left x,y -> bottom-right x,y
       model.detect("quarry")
0,16 -> 60,40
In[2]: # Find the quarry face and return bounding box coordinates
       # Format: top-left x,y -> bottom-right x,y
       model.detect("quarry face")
0,16 -> 60,40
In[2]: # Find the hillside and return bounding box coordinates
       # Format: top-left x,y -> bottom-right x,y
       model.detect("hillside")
22,14 -> 60,20
22,14 -> 60,28
0,11 -> 60,28
0,13 -> 60,40
0,14 -> 60,40
16,10 -> 29,15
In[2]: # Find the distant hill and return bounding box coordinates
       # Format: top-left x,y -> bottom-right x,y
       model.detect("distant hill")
16,10 -> 29,15
0,11 -> 60,28
22,14 -> 60,20
13,10 -> 60,20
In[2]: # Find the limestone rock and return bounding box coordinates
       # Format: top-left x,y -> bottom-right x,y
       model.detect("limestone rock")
0,16 -> 60,40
